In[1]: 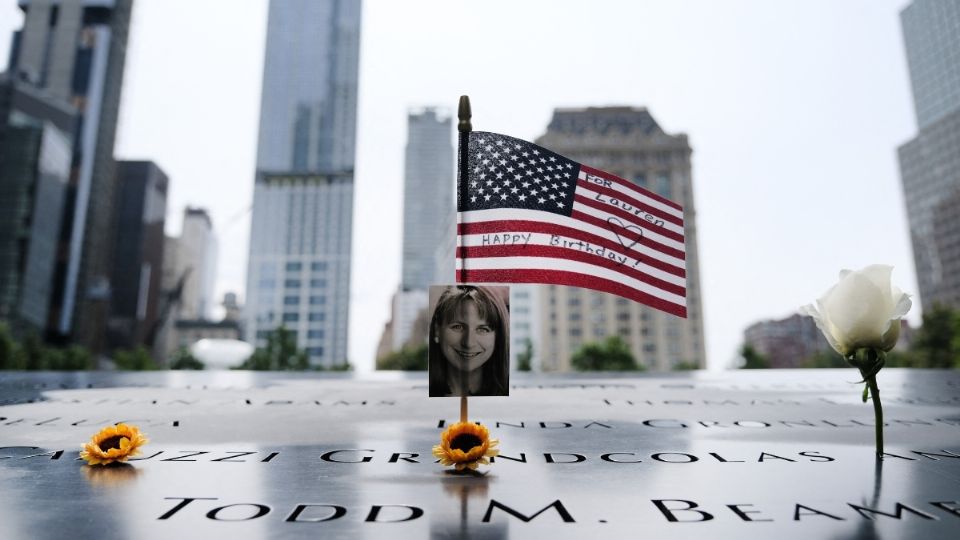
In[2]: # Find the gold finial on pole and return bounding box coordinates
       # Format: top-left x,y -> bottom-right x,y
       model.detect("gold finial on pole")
458,95 -> 472,132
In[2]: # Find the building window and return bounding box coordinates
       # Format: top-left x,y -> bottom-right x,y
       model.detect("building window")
632,173 -> 647,187
256,330 -> 270,339
568,297 -> 581,307
570,328 -> 582,337
307,347 -> 324,357
618,327 -> 631,337
655,173 -> 671,198
283,296 -> 299,305
284,279 -> 301,288
310,279 -> 327,288
308,312 -> 325,322
311,261 -> 327,272
285,262 -> 302,272
643,343 -> 656,353
308,330 -> 325,339
569,312 -> 581,321
309,295 -> 326,305
282,313 -> 299,322
616,311 -> 630,321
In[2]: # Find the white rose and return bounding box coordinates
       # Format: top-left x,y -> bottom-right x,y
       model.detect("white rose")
801,264 -> 912,357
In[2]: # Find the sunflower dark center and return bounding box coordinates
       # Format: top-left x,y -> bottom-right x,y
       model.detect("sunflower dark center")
98,436 -> 123,451
451,434 -> 482,452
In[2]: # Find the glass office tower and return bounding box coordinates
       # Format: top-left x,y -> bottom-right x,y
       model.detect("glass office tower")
245,0 -> 362,366
898,0 -> 960,310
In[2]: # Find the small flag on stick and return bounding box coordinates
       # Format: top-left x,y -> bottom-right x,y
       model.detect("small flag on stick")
456,131 -> 687,318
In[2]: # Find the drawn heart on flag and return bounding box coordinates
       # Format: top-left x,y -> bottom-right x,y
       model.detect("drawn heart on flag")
607,217 -> 643,250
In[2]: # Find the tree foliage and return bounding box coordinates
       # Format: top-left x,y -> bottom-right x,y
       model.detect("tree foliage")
672,360 -> 699,371
326,362 -> 353,371
0,324 -> 94,370
169,347 -> 205,370
571,336 -> 641,371
910,304 -> 960,368
0,323 -> 18,370
376,344 -> 427,370
237,325 -> 309,370
799,350 -> 846,368
113,347 -> 159,370
739,344 -> 770,369
517,339 -> 533,372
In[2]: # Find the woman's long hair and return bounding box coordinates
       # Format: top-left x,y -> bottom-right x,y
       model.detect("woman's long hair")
428,286 -> 509,396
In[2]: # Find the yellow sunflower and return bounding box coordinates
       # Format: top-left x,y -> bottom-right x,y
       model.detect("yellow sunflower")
432,421 -> 499,471
80,423 -> 149,466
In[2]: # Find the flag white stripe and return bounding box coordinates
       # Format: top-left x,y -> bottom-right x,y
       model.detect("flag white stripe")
458,232 -> 686,287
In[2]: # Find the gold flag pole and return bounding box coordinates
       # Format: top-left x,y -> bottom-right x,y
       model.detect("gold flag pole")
457,95 -> 472,421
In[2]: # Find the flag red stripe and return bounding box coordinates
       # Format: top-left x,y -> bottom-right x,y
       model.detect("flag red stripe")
458,219 -> 685,277
456,268 -> 687,318
457,244 -> 686,296
573,193 -> 685,243
576,179 -> 683,227
580,164 -> 683,212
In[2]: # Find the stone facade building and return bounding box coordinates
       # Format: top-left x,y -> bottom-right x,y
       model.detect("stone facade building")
533,107 -> 705,371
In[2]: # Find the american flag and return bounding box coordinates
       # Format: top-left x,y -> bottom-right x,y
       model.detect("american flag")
456,131 -> 687,318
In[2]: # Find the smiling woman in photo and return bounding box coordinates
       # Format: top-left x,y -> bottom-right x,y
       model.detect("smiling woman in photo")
428,285 -> 510,397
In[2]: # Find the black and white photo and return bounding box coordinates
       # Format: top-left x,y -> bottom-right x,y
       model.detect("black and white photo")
428,285 -> 510,397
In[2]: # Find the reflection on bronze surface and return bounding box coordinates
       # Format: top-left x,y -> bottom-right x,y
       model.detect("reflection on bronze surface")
81,462 -> 142,487
433,474 -> 504,539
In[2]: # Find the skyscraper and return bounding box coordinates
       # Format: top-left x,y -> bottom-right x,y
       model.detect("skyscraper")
402,108 -> 454,290
107,160 -> 167,349
898,0 -> 960,311
382,108 -> 454,352
245,0 -> 362,367
6,0 -> 134,349
178,208 -> 217,320
533,107 -> 706,371
0,76 -> 74,337
154,208 -> 217,362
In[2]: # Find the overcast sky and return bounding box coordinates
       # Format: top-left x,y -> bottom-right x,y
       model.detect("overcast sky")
0,0 -> 918,371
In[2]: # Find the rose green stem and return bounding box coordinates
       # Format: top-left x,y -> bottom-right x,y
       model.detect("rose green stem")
867,375 -> 883,458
